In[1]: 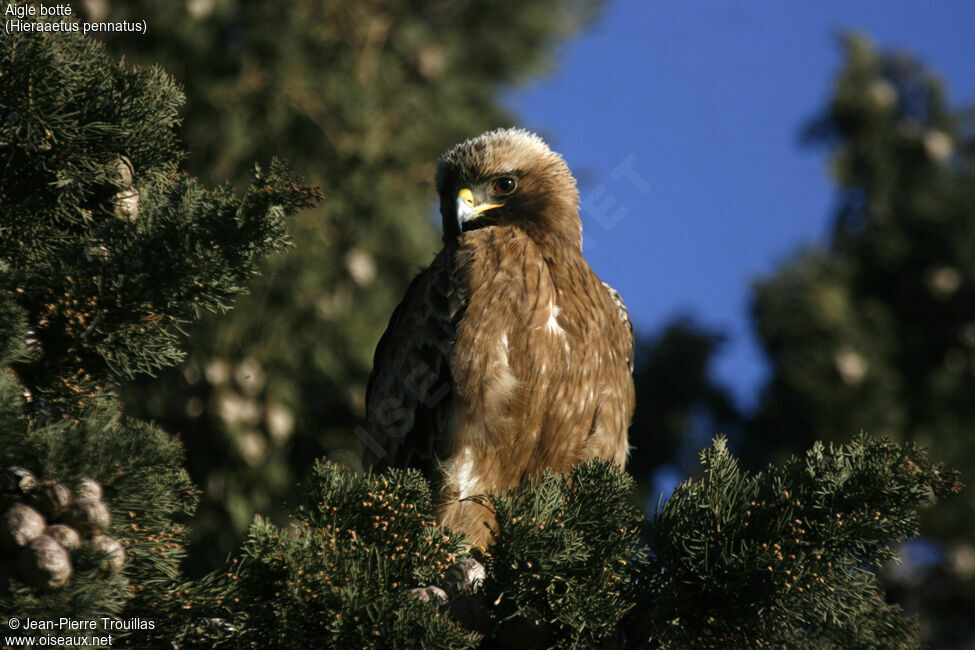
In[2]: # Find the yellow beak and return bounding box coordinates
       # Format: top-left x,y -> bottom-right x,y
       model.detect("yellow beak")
457,188 -> 502,227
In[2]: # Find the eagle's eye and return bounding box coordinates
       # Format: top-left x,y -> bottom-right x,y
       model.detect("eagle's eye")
492,177 -> 517,194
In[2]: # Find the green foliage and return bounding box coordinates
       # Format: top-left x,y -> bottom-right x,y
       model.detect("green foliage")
483,461 -> 646,648
183,439 -> 956,649
1,29 -> 319,408
212,463 -> 475,649
0,299 -> 28,367
1,24 -> 316,647
643,435 -> 959,648
749,34 -> 975,645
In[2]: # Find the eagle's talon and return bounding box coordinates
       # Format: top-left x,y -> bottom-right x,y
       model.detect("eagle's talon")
408,585 -> 448,604
443,557 -> 486,597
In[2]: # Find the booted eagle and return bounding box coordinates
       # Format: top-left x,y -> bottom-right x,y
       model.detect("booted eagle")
365,128 -> 634,547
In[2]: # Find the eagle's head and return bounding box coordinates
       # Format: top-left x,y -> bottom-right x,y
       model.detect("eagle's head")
435,128 -> 581,248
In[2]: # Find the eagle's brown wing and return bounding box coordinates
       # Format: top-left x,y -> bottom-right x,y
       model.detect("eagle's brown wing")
363,248 -> 458,475
601,280 -> 635,371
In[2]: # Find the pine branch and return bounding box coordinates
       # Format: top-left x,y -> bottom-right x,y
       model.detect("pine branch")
0,31 -> 321,409
641,434 -> 962,648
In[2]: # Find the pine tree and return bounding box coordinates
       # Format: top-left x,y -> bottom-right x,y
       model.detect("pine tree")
641,435 -> 959,648
0,25 -> 316,645
749,35 -> 975,645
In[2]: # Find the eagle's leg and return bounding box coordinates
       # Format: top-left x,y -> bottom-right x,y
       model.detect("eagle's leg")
436,496 -> 497,549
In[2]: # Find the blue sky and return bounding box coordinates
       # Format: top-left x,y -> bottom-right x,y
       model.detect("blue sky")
506,0 -> 975,410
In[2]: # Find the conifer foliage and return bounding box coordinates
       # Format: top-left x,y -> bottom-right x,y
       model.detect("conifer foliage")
643,435 -> 960,647
1,26 -> 317,645
172,440 -> 957,648
482,461 -> 646,648
215,464 -> 477,649
1,26 -> 318,405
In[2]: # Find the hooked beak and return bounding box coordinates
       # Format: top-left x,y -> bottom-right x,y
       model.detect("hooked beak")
456,188 -> 502,230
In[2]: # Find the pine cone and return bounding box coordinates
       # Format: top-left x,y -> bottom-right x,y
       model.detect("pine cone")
90,534 -> 126,576
1,466 -> 37,495
63,498 -> 111,537
110,155 -> 135,188
18,535 -> 72,590
74,477 -> 103,501
112,186 -> 140,221
1,503 -> 46,553
45,524 -> 81,550
29,481 -> 73,519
